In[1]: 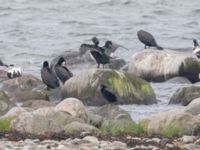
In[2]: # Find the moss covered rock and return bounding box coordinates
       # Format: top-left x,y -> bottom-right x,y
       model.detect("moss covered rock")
169,86 -> 200,106
61,69 -> 156,106
0,117 -> 15,132
11,107 -> 79,135
0,91 -> 15,116
9,91 -> 49,103
142,110 -> 200,138
2,75 -> 43,93
128,49 -> 200,83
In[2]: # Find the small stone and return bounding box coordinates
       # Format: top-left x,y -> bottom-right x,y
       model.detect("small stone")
82,136 -> 99,144
57,144 -> 67,150
166,143 -> 174,149
182,135 -> 196,144
182,144 -> 196,150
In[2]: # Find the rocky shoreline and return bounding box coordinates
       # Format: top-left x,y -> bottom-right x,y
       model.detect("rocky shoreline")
0,132 -> 200,150
0,49 -> 200,149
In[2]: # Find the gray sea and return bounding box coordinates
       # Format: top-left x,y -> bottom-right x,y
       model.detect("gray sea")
0,0 -> 200,121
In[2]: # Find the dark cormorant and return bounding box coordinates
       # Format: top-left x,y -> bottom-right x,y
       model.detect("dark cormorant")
193,39 -> 200,58
0,60 -> 8,67
100,84 -> 117,103
55,57 -> 73,84
137,30 -> 163,50
90,48 -> 110,68
41,61 -> 59,89
79,37 -> 100,57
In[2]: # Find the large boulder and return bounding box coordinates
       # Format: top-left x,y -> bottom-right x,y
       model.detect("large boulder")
22,100 -> 54,109
9,91 -> 49,103
142,110 -> 200,137
169,86 -> 200,106
1,75 -> 43,93
0,91 -> 15,116
55,98 -> 89,122
128,49 -> 200,83
185,98 -> 200,115
11,107 -> 79,135
61,69 -> 156,106
90,105 -> 132,121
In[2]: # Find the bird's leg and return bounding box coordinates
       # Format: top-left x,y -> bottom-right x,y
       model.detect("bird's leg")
97,64 -> 100,68
144,45 -> 147,49
103,64 -> 104,68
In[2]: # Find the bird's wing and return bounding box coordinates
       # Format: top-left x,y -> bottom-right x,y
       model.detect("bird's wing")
55,66 -> 72,82
110,42 -> 129,52
41,69 -> 59,88
79,44 -> 100,56
90,51 -> 102,62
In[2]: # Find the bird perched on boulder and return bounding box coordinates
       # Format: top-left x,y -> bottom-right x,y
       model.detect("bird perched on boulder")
137,30 -> 163,50
90,47 -> 110,68
100,84 -> 117,103
41,61 -> 59,89
55,57 -> 73,84
193,39 -> 200,58
7,64 -> 22,79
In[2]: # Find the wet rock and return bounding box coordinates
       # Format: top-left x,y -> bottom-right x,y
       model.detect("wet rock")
22,100 -> 54,109
9,90 -> 49,103
64,121 -> 99,135
169,86 -> 200,106
0,91 -> 15,116
90,105 -> 132,121
185,98 -> 200,115
164,76 -> 192,84
62,69 -> 156,106
128,49 -> 200,83
108,58 -> 126,70
11,107 -> 78,135
143,110 -> 200,137
55,98 -> 89,123
2,75 -> 43,93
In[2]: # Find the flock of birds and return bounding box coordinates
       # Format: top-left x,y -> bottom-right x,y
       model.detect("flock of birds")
2,30 -> 200,103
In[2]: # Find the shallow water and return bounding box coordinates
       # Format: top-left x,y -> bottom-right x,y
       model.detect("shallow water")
0,0 -> 199,120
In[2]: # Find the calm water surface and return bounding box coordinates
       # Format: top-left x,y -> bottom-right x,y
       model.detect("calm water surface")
0,0 -> 200,120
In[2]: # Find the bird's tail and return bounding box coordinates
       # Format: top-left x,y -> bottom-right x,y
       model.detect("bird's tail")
156,45 -> 163,50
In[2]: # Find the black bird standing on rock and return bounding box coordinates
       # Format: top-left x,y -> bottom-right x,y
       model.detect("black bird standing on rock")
137,30 -> 163,50
55,57 -> 73,84
79,37 -> 100,57
193,39 -> 200,58
100,84 -> 117,103
41,61 -> 59,89
90,47 -> 110,68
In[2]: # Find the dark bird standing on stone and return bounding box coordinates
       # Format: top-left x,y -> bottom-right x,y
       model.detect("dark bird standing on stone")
193,39 -> 200,58
41,61 -> 59,89
79,37 -> 100,57
90,47 -> 110,68
55,57 -> 73,84
137,30 -> 163,50
100,84 -> 117,103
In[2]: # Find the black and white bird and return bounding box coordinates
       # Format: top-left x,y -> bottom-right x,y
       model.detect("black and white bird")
41,61 -> 59,89
193,39 -> 200,58
7,64 -> 22,79
54,57 -> 73,84
100,84 -> 117,103
137,30 -> 163,50
90,47 -> 110,68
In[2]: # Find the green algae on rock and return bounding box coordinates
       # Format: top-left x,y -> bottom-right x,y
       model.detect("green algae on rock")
0,117 -> 15,132
61,69 -> 156,106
